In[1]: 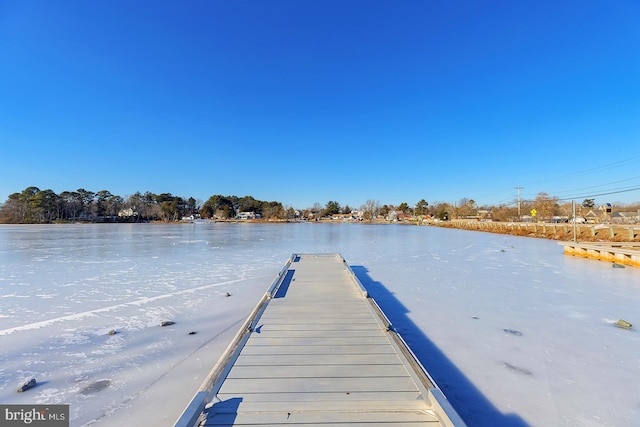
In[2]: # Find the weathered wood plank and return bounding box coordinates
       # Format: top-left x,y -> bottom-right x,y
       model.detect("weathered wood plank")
239,344 -> 397,355
246,329 -> 385,338
204,411 -> 439,425
209,399 -> 432,413
244,336 -> 389,346
226,364 -> 411,379
214,391 -> 425,403
217,376 -> 420,395
252,322 -> 377,331
233,353 -> 403,366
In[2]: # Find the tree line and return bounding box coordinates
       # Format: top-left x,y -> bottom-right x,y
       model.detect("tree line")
316,194 -> 639,223
2,186 -> 638,224
0,186 -> 286,224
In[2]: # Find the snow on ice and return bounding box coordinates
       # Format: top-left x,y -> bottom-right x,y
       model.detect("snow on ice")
1,223 -> 639,426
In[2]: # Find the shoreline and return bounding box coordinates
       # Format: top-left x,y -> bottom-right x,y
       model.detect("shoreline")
429,220 -> 640,243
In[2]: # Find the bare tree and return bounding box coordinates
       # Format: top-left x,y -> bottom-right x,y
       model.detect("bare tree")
456,198 -> 477,218
534,192 -> 559,221
491,204 -> 518,222
362,199 -> 380,222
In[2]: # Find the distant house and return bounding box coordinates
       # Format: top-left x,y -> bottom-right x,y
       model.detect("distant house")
118,208 -> 137,217
330,213 -> 357,221
610,212 -> 624,223
386,210 -> 408,222
181,214 -> 201,221
612,211 -> 640,224
351,210 -> 364,220
237,212 -> 260,220
584,210 -> 599,224
477,210 -> 492,221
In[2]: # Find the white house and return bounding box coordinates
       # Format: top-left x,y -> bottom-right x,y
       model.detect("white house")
237,212 -> 256,220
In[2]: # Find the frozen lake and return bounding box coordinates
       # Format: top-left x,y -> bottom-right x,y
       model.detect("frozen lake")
1,223 -> 639,426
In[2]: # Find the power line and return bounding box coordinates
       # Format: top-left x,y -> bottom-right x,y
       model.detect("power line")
556,185 -> 640,201
517,157 -> 640,204
500,184 -> 640,206
470,156 -> 640,207
550,175 -> 640,197
545,176 -> 640,201
478,157 -> 640,206
521,156 -> 640,188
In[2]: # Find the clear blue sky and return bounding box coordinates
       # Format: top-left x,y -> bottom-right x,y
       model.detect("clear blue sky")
1,1 -> 639,210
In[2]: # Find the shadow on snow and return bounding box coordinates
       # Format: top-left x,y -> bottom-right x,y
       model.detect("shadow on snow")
351,265 -> 529,427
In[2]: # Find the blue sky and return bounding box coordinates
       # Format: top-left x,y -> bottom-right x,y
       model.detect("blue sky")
1,1 -> 639,210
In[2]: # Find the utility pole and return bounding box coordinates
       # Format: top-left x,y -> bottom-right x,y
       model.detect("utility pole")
515,186 -> 523,219
572,200 -> 577,243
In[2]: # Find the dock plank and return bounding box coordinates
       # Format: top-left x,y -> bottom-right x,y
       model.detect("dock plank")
214,391 -> 425,403
209,400 -> 433,413
175,254 -> 465,427
226,364 -> 411,379
239,344 -> 396,355
244,336 -> 390,346
203,411 -> 440,425
217,376 -> 420,394
233,353 -> 404,366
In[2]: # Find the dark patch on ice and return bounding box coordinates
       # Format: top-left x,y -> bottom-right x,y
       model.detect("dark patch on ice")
612,263 -> 625,269
503,328 -> 523,336
17,378 -> 37,393
471,316 -> 479,320
504,362 -> 532,375
80,379 -> 111,395
188,331 -> 197,335
161,321 -> 175,327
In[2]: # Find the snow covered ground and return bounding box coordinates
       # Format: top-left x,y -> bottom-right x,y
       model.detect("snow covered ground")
1,223 -> 639,426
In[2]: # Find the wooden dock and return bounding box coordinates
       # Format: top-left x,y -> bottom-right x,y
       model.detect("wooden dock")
175,253 -> 465,426
560,241 -> 640,267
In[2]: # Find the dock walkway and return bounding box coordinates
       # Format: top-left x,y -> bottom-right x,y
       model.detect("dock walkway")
560,241 -> 640,267
175,253 -> 465,426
